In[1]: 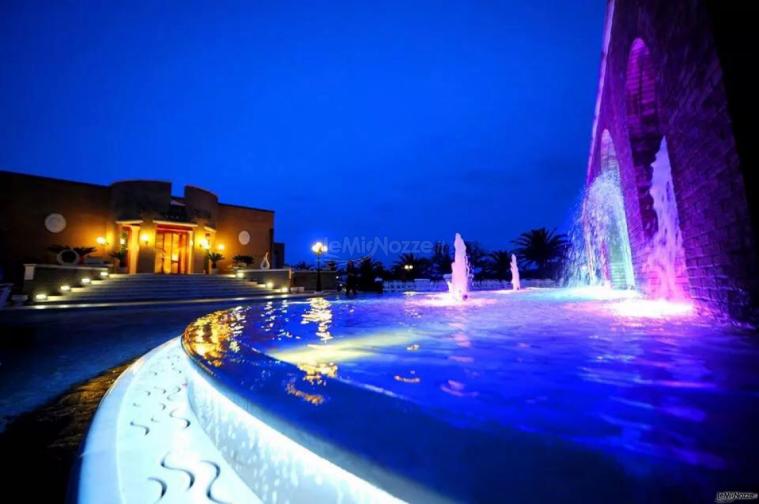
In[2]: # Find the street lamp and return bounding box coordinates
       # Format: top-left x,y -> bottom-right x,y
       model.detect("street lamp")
404,263 -> 414,280
311,241 -> 328,291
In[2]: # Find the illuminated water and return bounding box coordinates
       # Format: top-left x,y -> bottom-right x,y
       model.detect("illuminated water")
646,137 -> 687,299
447,232 -> 470,300
183,290 -> 758,502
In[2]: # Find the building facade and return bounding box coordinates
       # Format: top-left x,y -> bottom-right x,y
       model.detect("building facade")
585,0 -> 758,319
0,171 -> 284,286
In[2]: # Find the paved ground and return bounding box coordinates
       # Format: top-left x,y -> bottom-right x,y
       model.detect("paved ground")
0,300 -> 267,501
0,362 -> 131,502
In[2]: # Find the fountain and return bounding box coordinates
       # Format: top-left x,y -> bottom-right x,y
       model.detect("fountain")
510,254 -> 521,290
448,233 -> 470,300
645,137 -> 686,299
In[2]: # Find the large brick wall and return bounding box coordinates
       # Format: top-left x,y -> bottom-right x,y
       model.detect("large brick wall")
586,0 -> 757,319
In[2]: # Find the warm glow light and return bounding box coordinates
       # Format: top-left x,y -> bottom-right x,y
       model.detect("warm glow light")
235,271 -> 245,279
120,238 -> 126,245
217,243 -> 225,251
311,241 -> 327,254
81,277 -> 91,285
35,293 -> 48,301
266,282 -> 274,289
99,271 -> 109,278
199,238 -> 210,250
96,236 -> 107,245
60,285 -> 71,292
140,233 -> 150,244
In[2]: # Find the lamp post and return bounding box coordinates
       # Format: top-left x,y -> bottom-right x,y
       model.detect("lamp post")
311,241 -> 328,291
404,263 -> 414,281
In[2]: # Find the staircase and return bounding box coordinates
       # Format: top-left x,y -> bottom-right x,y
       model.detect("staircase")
38,274 -> 278,305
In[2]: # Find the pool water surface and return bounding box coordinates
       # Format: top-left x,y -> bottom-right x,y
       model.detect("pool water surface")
183,289 -> 759,502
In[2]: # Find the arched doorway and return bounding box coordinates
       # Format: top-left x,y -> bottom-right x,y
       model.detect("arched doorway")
624,38 -> 687,298
584,130 -> 635,289
625,38 -> 661,239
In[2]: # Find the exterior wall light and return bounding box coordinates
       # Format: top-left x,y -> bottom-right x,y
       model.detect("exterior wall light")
120,238 -> 126,246
217,243 -> 225,251
35,293 -> 48,301
96,236 -> 107,246
236,271 -> 245,279
198,238 -> 210,250
81,277 -> 91,285
99,271 -> 109,278
266,282 -> 274,289
60,285 -> 71,293
140,233 -> 150,245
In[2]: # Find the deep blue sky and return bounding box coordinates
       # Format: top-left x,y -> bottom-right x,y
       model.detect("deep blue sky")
0,1 -> 604,263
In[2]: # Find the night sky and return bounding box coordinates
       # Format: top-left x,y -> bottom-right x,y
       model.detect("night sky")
0,1 -> 605,263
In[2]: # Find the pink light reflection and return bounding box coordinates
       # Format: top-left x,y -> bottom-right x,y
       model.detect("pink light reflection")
608,298 -> 694,319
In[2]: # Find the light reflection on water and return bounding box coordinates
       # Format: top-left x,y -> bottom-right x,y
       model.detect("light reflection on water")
183,288 -> 759,494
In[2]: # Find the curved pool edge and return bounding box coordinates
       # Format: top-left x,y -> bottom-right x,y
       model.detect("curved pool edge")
184,352 -> 411,504
75,337 -> 258,503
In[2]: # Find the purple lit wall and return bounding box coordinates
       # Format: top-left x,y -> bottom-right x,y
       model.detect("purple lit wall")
586,0 -> 757,319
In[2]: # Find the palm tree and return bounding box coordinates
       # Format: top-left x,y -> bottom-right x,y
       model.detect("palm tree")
514,228 -> 569,278
486,250 -> 512,280
358,257 -> 386,291
430,242 -> 451,279
394,253 -> 432,280
464,241 -> 488,279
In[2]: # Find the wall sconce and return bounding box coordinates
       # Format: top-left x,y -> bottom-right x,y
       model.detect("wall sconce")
217,243 -> 225,251
235,271 -> 245,279
96,236 -> 107,246
140,233 -> 150,246
198,238 -> 210,250
120,237 -> 126,246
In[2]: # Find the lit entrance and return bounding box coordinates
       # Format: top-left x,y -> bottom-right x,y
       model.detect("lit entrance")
154,229 -> 190,274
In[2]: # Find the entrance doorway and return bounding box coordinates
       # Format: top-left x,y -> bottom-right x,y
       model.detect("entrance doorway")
154,229 -> 190,274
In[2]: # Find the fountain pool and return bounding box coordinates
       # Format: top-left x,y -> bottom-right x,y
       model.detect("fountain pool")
182,289 -> 758,503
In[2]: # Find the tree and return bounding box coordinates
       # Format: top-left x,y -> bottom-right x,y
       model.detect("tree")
513,228 -> 569,278
429,242 -> 452,280
358,257 -> 386,291
485,250 -> 512,280
464,241 -> 488,280
393,253 -> 430,280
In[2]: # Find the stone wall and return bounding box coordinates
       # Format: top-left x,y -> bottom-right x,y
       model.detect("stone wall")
586,0 -> 757,319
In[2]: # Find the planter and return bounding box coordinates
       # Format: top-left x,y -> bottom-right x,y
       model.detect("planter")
0,283 -> 12,307
10,294 -> 28,306
56,248 -> 80,265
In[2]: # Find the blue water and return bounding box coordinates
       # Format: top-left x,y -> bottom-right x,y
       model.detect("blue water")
183,289 -> 759,502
